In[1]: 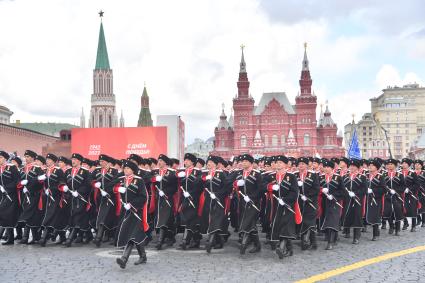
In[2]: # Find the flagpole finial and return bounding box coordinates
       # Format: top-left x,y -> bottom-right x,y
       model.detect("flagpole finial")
352,113 -> 355,123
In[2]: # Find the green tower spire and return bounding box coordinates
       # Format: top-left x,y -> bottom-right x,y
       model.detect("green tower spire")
95,20 -> 110,70
138,84 -> 153,127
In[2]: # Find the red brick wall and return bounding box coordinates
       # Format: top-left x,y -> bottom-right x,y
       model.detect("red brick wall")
0,124 -> 58,157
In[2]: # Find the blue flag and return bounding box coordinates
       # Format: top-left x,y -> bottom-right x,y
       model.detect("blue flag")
348,128 -> 362,159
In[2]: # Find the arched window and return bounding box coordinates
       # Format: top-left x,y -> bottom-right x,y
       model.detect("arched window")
304,133 -> 310,145
264,135 -> 269,146
99,114 -> 103,128
281,134 -> 286,145
272,135 -> 278,146
108,115 -> 112,127
241,135 -> 247,148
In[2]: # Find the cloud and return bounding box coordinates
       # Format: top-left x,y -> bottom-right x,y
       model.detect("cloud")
375,64 -> 423,90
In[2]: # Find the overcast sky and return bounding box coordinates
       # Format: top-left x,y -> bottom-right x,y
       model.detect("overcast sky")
0,0 -> 424,144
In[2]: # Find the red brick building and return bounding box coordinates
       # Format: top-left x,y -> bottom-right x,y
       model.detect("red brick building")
211,44 -> 344,159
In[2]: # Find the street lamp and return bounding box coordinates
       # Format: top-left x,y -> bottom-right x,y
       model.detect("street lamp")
372,113 -> 393,158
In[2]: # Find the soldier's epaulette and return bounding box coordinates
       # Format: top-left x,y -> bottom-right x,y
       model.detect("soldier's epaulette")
292,170 -> 300,174
201,169 -> 209,173
252,169 -> 261,174
193,168 -> 201,171
80,167 -> 89,171
118,176 -> 126,179
133,175 -> 142,179
262,170 -> 274,175
286,171 -> 295,175
167,168 -> 176,172
177,167 -> 185,171
54,166 -> 61,170
32,165 -> 40,168
215,169 -> 223,172
95,166 -> 102,170
308,170 -> 316,174
6,163 -> 15,167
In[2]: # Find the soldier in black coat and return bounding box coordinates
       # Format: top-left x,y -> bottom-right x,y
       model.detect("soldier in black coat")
39,154 -> 69,246
400,158 -> 419,231
341,159 -> 367,244
414,160 -> 425,227
0,151 -> 20,245
176,153 -> 203,250
115,160 -> 149,269
200,155 -> 230,253
229,154 -> 263,255
17,150 -> 45,244
295,157 -> 320,250
150,154 -> 178,250
264,155 -> 299,259
382,159 -> 405,236
320,160 -> 344,250
63,153 -> 93,247
92,154 -> 119,247
365,158 -> 386,241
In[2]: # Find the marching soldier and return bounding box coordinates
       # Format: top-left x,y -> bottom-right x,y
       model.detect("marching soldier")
264,155 -> 299,259
382,159 -> 405,236
115,160 -> 149,269
150,154 -> 178,250
365,158 -> 386,241
92,154 -> 119,247
17,150 -> 45,244
39,153 -> 68,246
200,155 -> 229,253
231,154 -> 263,255
63,153 -> 93,247
341,159 -> 367,244
296,157 -> 320,250
414,160 -> 425,227
320,160 -> 344,250
400,158 -> 419,232
176,153 -> 203,250
0,151 -> 20,245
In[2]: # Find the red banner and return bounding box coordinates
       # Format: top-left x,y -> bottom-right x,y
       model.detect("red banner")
71,127 -> 167,159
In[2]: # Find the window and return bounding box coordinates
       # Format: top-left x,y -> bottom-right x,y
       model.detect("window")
240,135 -> 247,148
281,134 -> 286,146
221,140 -> 225,147
108,115 -> 112,127
304,133 -> 310,145
99,114 -> 103,127
264,135 -> 268,146
272,135 -> 278,146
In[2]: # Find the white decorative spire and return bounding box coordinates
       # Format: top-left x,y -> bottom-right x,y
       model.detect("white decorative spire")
119,110 -> 125,127
302,42 -> 309,71
80,107 -> 85,128
240,44 -> 246,73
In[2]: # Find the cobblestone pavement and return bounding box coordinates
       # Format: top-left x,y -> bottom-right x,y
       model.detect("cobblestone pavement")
1,223 -> 425,283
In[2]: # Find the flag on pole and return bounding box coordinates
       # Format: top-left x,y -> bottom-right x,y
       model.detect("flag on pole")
348,128 -> 362,159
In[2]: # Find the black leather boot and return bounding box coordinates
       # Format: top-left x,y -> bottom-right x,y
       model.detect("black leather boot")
283,239 -> 293,257
249,234 -> 261,253
0,227 -> 5,240
422,214 -> 425,227
205,232 -> 215,253
178,229 -> 191,250
388,221 -> 394,234
276,239 -> 287,259
325,230 -> 334,250
301,231 -> 310,250
155,229 -> 166,250
74,230 -> 83,243
15,227 -> 22,240
372,225 -> 379,241
28,227 -> 40,244
402,218 -> 409,230
189,232 -> 201,249
93,226 -> 104,247
214,234 -> 224,249
411,218 -> 417,232
309,231 -> 317,250
83,230 -> 93,244
116,242 -> 134,269
381,220 -> 387,230
2,228 -> 14,245
19,227 -> 30,244
395,221 -> 401,236
65,228 -> 77,247
343,227 -> 350,238
134,244 -> 147,265
39,228 -> 50,247
239,233 -> 249,255
352,228 -> 360,244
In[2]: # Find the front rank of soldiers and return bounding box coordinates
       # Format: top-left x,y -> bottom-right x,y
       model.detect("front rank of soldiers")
1,150 -> 425,268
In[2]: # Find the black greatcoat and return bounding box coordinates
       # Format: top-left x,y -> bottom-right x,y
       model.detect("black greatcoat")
41,166 -> 69,231
92,166 -> 119,230
320,174 -> 344,231
382,171 -> 405,222
18,164 -> 45,228
116,175 -> 148,247
402,170 -> 419,218
200,170 -> 229,234
151,168 -> 178,229
265,171 -> 298,241
342,173 -> 367,229
295,170 -> 320,234
416,170 -> 425,214
232,169 -> 263,233
365,172 -> 386,225
65,167 -> 92,231
0,164 -> 20,228
178,167 -> 203,232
